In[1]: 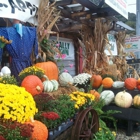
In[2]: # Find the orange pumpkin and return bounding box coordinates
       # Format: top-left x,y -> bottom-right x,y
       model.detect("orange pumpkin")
25,120 -> 48,140
35,61 -> 59,80
21,75 -> 43,96
125,78 -> 137,90
91,75 -> 102,88
102,77 -> 113,88
137,78 -> 140,85
90,90 -> 100,100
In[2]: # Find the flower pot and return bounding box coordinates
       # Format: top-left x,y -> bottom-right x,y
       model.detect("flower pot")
49,130 -> 54,135
58,125 -> 62,131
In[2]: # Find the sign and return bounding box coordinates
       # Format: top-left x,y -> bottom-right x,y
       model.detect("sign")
104,34 -> 117,56
50,36 -> 75,60
125,36 -> 140,59
0,0 -> 40,24
125,36 -> 140,52
105,0 -> 128,19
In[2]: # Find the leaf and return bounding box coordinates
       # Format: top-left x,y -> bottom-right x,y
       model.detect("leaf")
97,85 -> 103,94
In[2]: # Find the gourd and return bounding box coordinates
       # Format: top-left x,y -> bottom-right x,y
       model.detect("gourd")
91,74 -> 102,88
100,90 -> 115,105
112,81 -> 124,89
90,90 -> 100,100
102,77 -> 113,88
21,75 -> 43,96
59,72 -> 73,86
133,94 -> 140,108
114,90 -> 132,108
25,119 -> 48,140
125,78 -> 137,90
51,79 -> 59,91
43,75 -> 55,92
1,66 -> 11,76
35,61 -> 59,80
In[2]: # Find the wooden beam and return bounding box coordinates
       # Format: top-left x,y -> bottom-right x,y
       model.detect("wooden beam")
53,23 -> 82,32
50,0 -> 72,6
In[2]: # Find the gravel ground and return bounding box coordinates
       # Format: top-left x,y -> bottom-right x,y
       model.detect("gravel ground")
115,129 -> 140,140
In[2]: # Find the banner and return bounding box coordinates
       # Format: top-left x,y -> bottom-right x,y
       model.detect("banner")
0,0 -> 40,24
105,0 -> 128,19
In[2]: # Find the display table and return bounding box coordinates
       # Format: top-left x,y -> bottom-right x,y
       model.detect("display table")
102,88 -> 140,136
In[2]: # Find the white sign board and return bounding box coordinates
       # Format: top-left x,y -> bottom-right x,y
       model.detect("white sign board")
0,0 -> 40,24
125,36 -> 140,52
105,0 -> 128,19
125,36 -> 140,59
50,36 -> 75,60
104,34 -> 118,56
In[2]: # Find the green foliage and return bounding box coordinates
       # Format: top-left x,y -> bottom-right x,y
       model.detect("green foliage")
0,76 -> 18,85
101,74 -> 117,81
34,94 -> 76,129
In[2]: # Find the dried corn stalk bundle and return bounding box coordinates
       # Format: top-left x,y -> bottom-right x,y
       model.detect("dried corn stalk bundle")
113,31 -> 139,80
37,0 -> 60,42
36,0 -> 61,62
80,18 -> 114,75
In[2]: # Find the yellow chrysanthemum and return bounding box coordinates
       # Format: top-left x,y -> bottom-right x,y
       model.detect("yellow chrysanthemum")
0,83 -> 38,123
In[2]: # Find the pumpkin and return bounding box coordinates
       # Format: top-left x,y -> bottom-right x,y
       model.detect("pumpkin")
51,79 -> 59,91
59,72 -> 73,86
125,78 -> 137,90
90,90 -> 100,100
102,77 -> 113,88
91,75 -> 102,88
137,84 -> 140,90
43,75 -> 54,92
137,78 -> 140,85
21,75 -> 43,96
1,66 -> 11,76
35,61 -> 59,80
133,94 -> 140,108
100,90 -> 115,105
25,120 -> 48,140
114,90 -> 132,108
112,81 -> 124,89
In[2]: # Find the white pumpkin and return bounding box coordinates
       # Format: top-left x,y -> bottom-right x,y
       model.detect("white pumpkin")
51,80 -> 59,91
112,81 -> 124,89
59,72 -> 73,86
115,90 -> 132,108
43,75 -> 54,92
1,66 -> 11,76
100,90 -> 115,105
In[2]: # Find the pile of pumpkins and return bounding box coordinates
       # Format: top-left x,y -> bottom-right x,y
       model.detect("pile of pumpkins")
91,75 -> 140,109
21,61 -> 74,96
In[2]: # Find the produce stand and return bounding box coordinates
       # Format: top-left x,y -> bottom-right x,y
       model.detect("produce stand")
102,88 -> 140,136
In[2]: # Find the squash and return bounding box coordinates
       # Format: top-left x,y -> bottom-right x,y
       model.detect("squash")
115,90 -> 132,108
90,90 -> 100,100
125,78 -> 137,90
59,72 -> 73,86
51,79 -> 59,91
100,90 -> 115,105
35,61 -> 59,80
137,78 -> 140,85
91,75 -> 102,88
112,81 -> 124,89
25,120 -> 48,140
133,94 -> 140,108
21,75 -> 43,96
43,75 -> 54,92
102,77 -> 113,88
1,66 -> 11,76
